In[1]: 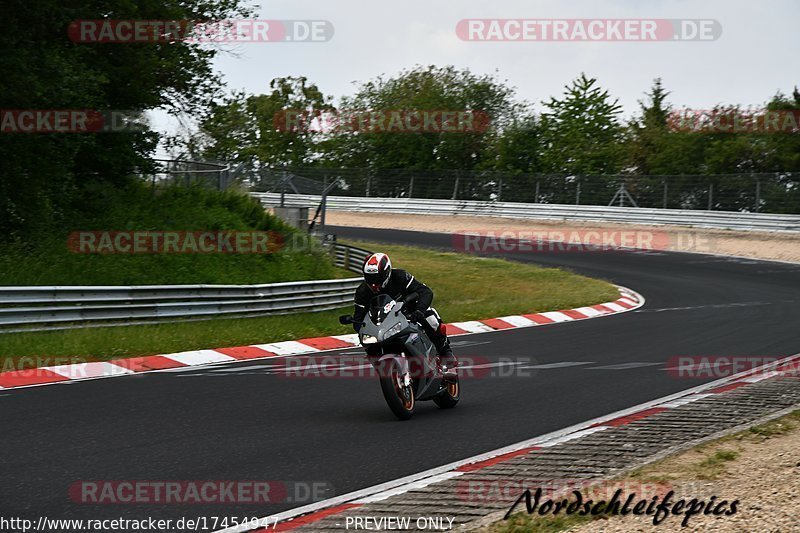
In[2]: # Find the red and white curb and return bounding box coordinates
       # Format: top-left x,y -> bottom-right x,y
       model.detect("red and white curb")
216,351 -> 800,533
0,286 -> 643,391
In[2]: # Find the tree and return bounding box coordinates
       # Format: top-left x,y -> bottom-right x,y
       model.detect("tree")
628,78 -> 672,175
195,77 -> 334,167
539,73 -> 625,175
0,0 -> 250,239
327,65 -> 516,172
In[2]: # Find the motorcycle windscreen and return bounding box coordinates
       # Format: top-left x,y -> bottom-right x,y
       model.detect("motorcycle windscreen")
369,294 -> 396,325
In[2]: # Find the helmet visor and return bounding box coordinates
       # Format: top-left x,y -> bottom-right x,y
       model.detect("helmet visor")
364,271 -> 389,292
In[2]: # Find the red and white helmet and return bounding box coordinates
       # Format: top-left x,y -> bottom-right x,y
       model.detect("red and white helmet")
363,253 -> 392,293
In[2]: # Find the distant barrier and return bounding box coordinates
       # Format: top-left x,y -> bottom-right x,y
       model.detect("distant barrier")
254,193 -> 800,232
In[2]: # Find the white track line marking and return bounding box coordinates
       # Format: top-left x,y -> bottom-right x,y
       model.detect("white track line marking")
659,394 -> 713,408
538,311 -> 574,322
517,361 -> 595,369
458,361 -> 524,370
588,362 -> 663,370
497,315 -> 536,327
741,370 -> 782,383
213,351 -> 800,533
46,362 -> 133,379
537,426 -> 609,447
353,472 -> 465,504
162,350 -> 236,366
251,341 -> 319,355
331,334 -> 361,345
450,321 -> 496,333
211,364 -> 280,372
573,307 -> 603,317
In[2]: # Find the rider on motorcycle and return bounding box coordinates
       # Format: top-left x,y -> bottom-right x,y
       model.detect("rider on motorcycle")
352,252 -> 458,377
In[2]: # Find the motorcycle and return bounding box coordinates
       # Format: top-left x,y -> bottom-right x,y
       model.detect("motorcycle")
339,292 -> 460,420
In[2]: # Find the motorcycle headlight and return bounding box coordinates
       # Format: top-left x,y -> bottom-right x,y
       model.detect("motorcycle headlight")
361,334 -> 378,345
385,322 -> 403,338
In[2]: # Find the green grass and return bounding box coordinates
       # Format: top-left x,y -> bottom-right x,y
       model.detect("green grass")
0,182 -> 340,285
344,240 -> 620,320
693,449 -> 739,479
748,411 -> 800,438
0,241 -> 619,364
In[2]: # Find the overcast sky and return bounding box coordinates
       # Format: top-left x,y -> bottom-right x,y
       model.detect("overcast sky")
153,0 -> 797,151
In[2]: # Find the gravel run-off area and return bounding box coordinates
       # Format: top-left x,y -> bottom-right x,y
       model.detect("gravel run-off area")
327,211 -> 800,263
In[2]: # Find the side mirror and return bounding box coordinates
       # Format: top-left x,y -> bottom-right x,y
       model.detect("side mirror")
339,314 -> 353,325
404,292 -> 419,305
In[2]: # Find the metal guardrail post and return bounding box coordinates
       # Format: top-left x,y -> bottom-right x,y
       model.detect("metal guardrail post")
708,184 -> 714,210
755,178 -> 761,213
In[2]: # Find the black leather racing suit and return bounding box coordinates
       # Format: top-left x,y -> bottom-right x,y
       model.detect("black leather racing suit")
352,268 -> 451,356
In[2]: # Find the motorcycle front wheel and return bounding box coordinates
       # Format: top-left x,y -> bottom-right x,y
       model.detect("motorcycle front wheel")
379,359 -> 415,420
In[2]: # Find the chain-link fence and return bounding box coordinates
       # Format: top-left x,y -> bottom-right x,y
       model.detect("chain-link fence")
145,161 -> 800,214
249,167 -> 800,214
137,159 -> 235,191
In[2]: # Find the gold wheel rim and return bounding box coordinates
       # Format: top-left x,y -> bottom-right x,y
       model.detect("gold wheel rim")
446,380 -> 459,398
394,369 -> 414,410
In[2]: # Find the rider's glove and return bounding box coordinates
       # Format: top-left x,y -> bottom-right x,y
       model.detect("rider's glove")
409,309 -> 426,324
353,321 -> 362,332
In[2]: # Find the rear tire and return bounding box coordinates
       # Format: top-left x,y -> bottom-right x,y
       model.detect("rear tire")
379,360 -> 415,420
434,376 -> 460,409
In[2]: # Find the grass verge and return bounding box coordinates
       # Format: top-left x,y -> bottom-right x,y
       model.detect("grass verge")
0,181 -> 340,285
0,240 -> 619,366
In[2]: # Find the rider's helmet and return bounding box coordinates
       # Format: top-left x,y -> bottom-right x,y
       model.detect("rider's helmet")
363,253 -> 392,293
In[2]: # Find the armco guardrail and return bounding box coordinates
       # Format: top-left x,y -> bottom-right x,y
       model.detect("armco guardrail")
253,193 -> 800,232
0,243 -> 371,332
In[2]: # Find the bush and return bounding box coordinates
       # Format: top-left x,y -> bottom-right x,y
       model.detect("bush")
0,180 -> 339,285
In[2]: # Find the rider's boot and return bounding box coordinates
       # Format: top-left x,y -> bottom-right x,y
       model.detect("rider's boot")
435,338 -> 458,380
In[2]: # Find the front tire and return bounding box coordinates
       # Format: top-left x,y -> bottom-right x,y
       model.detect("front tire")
379,360 -> 415,420
434,376 -> 460,409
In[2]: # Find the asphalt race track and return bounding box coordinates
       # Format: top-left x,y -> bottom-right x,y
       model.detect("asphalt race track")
3,226 -> 800,526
